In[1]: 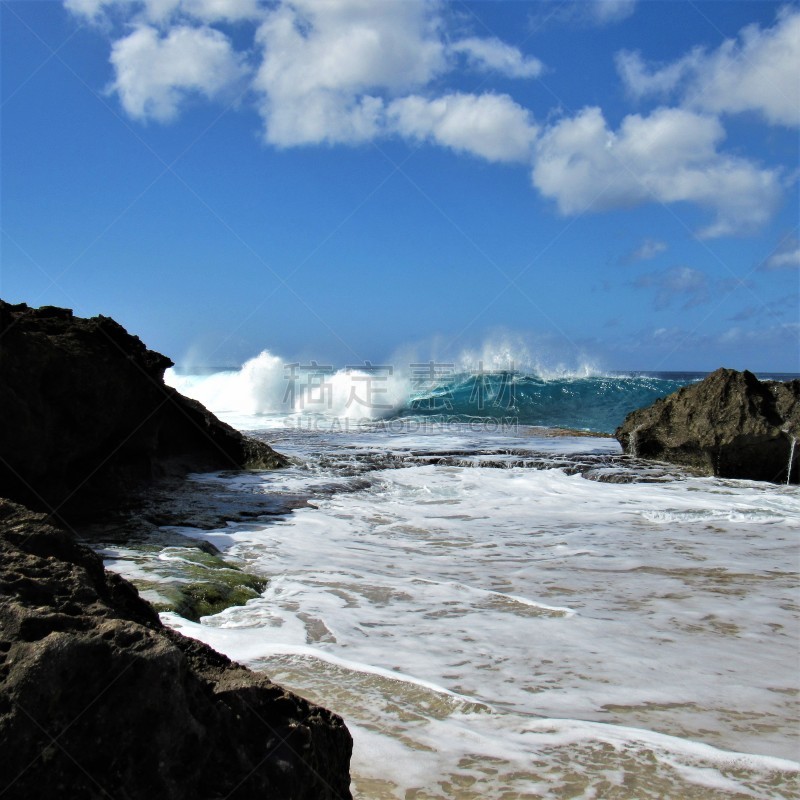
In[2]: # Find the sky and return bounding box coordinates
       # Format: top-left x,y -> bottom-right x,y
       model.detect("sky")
1,0 -> 798,373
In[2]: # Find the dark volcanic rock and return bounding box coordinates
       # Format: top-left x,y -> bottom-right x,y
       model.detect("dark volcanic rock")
0,301 -> 288,517
0,499 -> 352,799
0,302 -> 352,796
615,368 -> 800,483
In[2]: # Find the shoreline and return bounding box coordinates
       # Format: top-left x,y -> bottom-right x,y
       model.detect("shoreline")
0,301 -> 353,799
2,300 -> 797,799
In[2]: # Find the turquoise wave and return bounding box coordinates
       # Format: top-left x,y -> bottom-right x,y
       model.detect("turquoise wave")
397,372 -> 699,434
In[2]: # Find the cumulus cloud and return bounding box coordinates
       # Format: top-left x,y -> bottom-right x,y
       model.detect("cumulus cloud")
532,106 -> 781,237
387,93 -> 537,163
249,1 -> 542,159
181,0 -> 262,22
66,0 -> 262,23
626,238 -> 667,263
635,266 -> 711,309
69,0 -> 546,160
253,0 -> 446,146
450,37 -> 543,79
761,235 -> 800,271
109,24 -> 248,121
63,0 -> 788,238
529,0 -> 637,29
64,0 -> 109,17
616,49 -> 692,98
616,7 -> 800,126
591,0 -> 637,25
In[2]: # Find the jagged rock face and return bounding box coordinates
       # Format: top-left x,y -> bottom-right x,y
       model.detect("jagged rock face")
0,301 -> 287,517
615,368 -> 799,483
0,500 -> 352,800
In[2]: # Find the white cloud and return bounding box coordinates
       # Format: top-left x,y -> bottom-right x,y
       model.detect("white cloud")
628,238 -> 667,262
64,0 -> 110,18
127,0 -> 180,22
635,266 -> 711,309
450,37 -> 543,79
591,0 -> 637,25
388,93 -> 537,163
63,0 -> 789,240
109,24 -> 248,121
181,0 -> 262,22
69,0 -> 545,160
259,88 -> 385,148
634,320 -> 799,355
252,1 -> 548,152
616,7 -> 800,127
529,0 -> 637,29
65,0 -> 262,23
531,106 -> 781,237
253,0 -> 446,146
717,321 -> 800,346
761,236 -> 800,271
615,49 -> 695,97
766,249 -> 800,270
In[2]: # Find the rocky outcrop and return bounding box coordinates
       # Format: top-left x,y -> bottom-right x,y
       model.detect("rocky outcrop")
615,368 -> 799,483
0,301 -> 288,518
0,499 -> 353,799
0,301 -> 353,796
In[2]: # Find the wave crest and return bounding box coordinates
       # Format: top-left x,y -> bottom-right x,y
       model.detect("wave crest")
166,350 -> 692,433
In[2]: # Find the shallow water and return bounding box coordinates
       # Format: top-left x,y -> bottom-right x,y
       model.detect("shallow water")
96,415 -> 800,799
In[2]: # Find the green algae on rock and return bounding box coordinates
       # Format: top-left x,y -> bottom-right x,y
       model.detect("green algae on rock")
101,540 -> 269,622
0,498 -> 353,800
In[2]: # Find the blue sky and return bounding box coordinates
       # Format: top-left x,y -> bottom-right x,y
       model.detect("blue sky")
2,0 -> 798,372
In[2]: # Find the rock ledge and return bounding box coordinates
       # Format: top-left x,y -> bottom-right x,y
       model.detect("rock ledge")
0,301 -> 352,797
0,300 -> 287,517
0,499 -> 352,799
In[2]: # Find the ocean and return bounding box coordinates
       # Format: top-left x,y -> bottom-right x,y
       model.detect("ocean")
99,354 -> 799,799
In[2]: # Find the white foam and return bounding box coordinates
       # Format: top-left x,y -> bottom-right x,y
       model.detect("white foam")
518,718 -> 800,773
101,558 -> 163,583
341,710 -> 799,799
412,577 -> 577,616
134,421 -> 800,798
166,351 -> 412,425
163,615 -> 488,707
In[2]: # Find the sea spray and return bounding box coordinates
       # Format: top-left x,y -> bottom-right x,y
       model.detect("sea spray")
167,351 -> 411,421
167,357 -> 699,434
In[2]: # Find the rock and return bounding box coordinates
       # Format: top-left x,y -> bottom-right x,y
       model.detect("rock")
615,368 -> 800,483
0,302 -> 353,796
0,499 -> 353,799
75,473 -> 315,620
766,378 -> 800,430
0,301 -> 288,518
